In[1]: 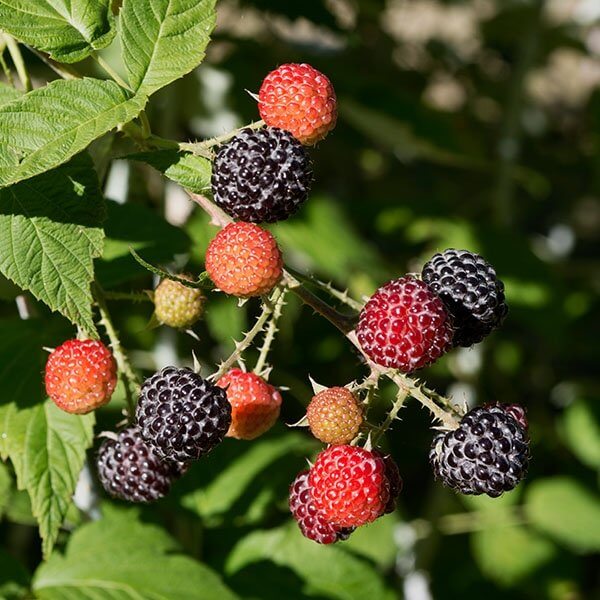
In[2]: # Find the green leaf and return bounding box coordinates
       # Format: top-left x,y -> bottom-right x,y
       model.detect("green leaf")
226,522 -> 396,600
97,199 -> 191,287
471,524 -> 556,586
0,154 -> 105,333
8,400 -> 94,558
33,507 -> 239,599
0,460 -> 12,517
0,77 -> 145,188
180,434 -> 314,520
120,0 -> 217,96
0,0 -> 115,63
343,513 -> 399,569
560,399 -> 600,470
525,477 -> 600,553
0,82 -> 21,107
127,150 -> 212,193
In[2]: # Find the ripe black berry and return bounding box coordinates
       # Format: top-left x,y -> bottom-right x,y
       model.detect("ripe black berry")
211,127 -> 313,223
97,426 -> 186,503
429,403 -> 530,498
289,470 -> 354,544
421,249 -> 508,347
136,367 -> 231,462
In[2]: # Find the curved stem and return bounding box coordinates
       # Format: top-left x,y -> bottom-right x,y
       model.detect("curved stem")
4,35 -> 31,92
371,386 -> 410,446
103,291 -> 152,303
210,287 -> 284,381
180,120 -> 265,155
94,284 -> 140,420
92,53 -> 132,92
254,287 -> 287,378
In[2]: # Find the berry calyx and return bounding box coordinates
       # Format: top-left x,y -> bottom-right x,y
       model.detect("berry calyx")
356,276 -> 453,373
205,222 -> 283,298
258,63 -> 337,145
306,387 -> 363,445
429,403 -> 530,498
309,445 -> 390,528
136,367 -> 231,463
421,249 -> 508,347
154,275 -> 204,329
211,127 -> 313,223
97,426 -> 187,503
216,369 -> 282,440
289,470 -> 354,544
45,339 -> 117,414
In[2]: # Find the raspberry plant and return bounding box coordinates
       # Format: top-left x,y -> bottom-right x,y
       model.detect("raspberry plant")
0,2 -> 597,598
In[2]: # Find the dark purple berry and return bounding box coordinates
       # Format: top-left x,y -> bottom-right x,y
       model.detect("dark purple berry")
211,127 -> 313,223
429,404 -> 529,498
136,367 -> 231,462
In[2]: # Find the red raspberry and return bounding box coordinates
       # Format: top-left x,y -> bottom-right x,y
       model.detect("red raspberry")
356,276 -> 453,372
45,339 -> 117,414
289,470 -> 354,544
306,387 -> 363,445
205,222 -> 283,297
216,369 -> 282,440
309,445 -> 390,528
258,63 -> 337,145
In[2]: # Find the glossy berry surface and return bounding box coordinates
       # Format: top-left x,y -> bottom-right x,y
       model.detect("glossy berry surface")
356,276 -> 453,372
306,387 -> 363,445
211,127 -> 313,223
154,275 -> 204,329
136,367 -> 231,463
258,63 -> 337,145
45,339 -> 117,414
422,249 -> 508,347
430,403 -> 530,497
97,426 -> 186,503
205,222 -> 283,297
289,470 -> 354,544
309,445 -> 390,528
216,369 -> 282,440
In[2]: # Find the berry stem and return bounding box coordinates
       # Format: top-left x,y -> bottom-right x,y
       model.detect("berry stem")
180,120 -> 265,156
94,284 -> 141,420
3,35 -> 31,92
371,386 -> 410,446
210,286 -> 285,381
188,192 -> 233,228
254,287 -> 287,378
285,266 -> 364,312
92,52 -> 133,92
103,291 -> 152,303
283,273 -> 357,334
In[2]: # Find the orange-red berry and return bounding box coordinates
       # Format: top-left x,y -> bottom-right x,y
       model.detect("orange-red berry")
258,63 -> 337,145
217,369 -> 282,440
45,339 -> 117,414
205,222 -> 283,297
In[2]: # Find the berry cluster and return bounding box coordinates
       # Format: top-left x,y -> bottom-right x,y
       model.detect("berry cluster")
41,63 -> 531,523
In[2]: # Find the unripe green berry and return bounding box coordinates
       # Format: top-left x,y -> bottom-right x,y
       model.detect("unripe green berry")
154,275 -> 204,329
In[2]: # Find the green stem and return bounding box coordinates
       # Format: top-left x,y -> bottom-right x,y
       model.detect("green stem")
4,35 -> 31,92
94,284 -> 140,419
254,287 -> 287,378
93,53 -> 132,91
210,287 -> 284,381
371,385 -> 409,446
103,291 -> 152,303
180,120 -> 265,156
